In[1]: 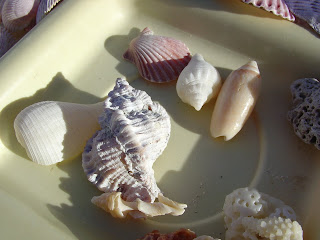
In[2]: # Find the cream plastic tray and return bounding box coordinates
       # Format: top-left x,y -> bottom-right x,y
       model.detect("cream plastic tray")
0,0 -> 319,239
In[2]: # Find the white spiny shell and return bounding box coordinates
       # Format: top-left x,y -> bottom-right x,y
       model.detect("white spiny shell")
123,27 -> 191,83
14,101 -> 103,165
176,53 -> 222,111
36,0 -> 62,23
2,0 -> 40,31
210,61 -> 261,141
82,78 -> 171,203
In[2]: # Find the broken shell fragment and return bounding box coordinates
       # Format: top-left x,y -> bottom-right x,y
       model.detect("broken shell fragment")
14,101 -> 103,165
210,61 -> 261,141
91,192 -> 187,219
83,78 -> 186,218
123,27 -> 191,83
176,53 -> 221,111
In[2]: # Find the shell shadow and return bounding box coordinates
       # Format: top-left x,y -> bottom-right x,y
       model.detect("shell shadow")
104,27 -> 141,81
0,72 -> 102,160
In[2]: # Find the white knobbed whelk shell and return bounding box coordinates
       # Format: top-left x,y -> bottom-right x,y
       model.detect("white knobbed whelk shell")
176,53 -> 222,111
36,0 -> 62,23
14,101 -> 103,165
82,78 -> 187,218
210,61 -> 261,141
123,27 -> 191,83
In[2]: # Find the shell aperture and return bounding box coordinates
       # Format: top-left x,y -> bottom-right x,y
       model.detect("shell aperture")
82,78 -> 186,218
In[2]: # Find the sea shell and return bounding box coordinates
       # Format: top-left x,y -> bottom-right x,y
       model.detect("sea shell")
14,101 -> 103,165
210,61 -> 261,141
176,53 -> 222,111
92,192 -> 187,219
284,0 -> 320,34
123,27 -> 191,83
82,78 -> 186,218
2,0 -> 40,31
242,0 -> 295,21
0,24 -> 18,57
36,0 -> 62,23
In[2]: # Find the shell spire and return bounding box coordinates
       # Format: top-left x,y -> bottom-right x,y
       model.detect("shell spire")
123,27 -> 191,83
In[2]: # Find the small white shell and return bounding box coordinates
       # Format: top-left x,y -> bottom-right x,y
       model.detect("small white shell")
176,53 -> 221,111
210,61 -> 261,141
14,101 -> 103,165
36,0 -> 62,23
2,0 -> 40,31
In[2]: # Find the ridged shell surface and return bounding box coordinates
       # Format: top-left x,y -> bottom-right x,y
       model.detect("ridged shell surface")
82,78 -> 171,202
284,0 -> 320,34
210,61 -> 261,141
2,0 -> 40,31
0,0 -> 6,22
123,27 -> 191,83
242,0 -> 295,21
176,54 -> 222,111
0,24 -> 17,57
36,0 -> 62,23
14,101 -> 103,165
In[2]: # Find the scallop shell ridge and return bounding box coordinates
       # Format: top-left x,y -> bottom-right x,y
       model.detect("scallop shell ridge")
123,27 -> 191,83
242,0 -> 295,21
82,78 -> 171,202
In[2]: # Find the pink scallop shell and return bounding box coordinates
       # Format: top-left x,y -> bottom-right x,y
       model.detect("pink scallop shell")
242,0 -> 295,21
2,0 -> 40,31
0,24 -> 18,57
36,0 -> 62,23
123,27 -> 191,83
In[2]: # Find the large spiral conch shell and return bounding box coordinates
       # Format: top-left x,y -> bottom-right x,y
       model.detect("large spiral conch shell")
176,53 -> 222,111
82,78 -> 187,218
14,101 -> 104,165
210,61 -> 261,141
123,27 -> 191,83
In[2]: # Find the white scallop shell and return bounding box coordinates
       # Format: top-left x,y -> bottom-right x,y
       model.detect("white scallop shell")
0,24 -> 17,57
2,0 -> 40,31
82,78 -> 171,203
242,0 -> 295,21
14,101 -> 103,165
176,53 -> 222,111
123,27 -> 191,83
36,0 -> 62,23
210,61 -> 261,141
